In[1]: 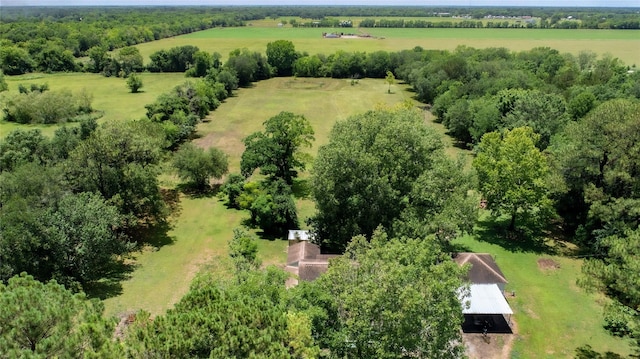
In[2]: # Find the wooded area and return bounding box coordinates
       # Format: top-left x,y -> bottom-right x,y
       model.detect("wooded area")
0,5 -> 639,358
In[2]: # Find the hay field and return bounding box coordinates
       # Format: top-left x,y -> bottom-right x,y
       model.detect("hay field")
135,24 -> 640,66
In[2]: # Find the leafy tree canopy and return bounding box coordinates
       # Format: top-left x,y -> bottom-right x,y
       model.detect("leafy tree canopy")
173,143 -> 228,191
266,40 -> 298,77
124,267 -> 299,358
312,106 -> 476,252
549,99 -> 640,248
474,126 -> 553,231
64,120 -> 167,225
241,111 -> 314,185
0,273 -> 121,358
310,229 -> 467,358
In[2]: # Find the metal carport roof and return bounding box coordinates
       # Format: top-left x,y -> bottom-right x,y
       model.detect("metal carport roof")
460,284 -> 513,315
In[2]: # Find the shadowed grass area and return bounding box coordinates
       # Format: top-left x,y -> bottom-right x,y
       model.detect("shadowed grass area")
453,222 -> 635,358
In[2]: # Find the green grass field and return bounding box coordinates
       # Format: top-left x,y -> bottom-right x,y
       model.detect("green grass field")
103,77 -> 414,317
1,72 -> 186,137
135,25 -> 640,67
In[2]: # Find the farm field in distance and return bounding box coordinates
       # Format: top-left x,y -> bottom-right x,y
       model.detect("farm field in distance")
135,23 -> 640,67
2,9 -> 639,357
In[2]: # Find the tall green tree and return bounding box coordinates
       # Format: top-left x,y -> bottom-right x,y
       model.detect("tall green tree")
0,273 -> 122,357
0,129 -> 51,172
266,40 -> 297,76
549,99 -> 640,248
64,120 -> 167,224
473,126 -> 552,231
0,192 -> 132,287
579,228 -> 640,350
116,46 -> 143,77
312,107 -> 475,252
249,179 -> 299,236
124,267 -> 295,358
312,229 -> 467,358
241,111 -> 314,185
126,73 -> 143,93
87,45 -> 109,73
172,143 -> 228,191
225,48 -> 273,86
0,45 -> 34,75
228,227 -> 261,276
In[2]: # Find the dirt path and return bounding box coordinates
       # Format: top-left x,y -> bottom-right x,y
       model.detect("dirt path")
464,319 -> 517,359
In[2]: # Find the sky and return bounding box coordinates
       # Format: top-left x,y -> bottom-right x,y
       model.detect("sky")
1,0 -> 639,7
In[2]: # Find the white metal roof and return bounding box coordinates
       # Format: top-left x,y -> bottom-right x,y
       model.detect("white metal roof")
460,284 -> 513,315
287,230 -> 311,241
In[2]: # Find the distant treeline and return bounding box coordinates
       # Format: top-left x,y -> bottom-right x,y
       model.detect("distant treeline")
1,6 -> 639,75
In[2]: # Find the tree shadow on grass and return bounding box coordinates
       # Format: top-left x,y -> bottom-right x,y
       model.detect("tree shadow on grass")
84,260 -> 137,300
129,221 -> 176,249
475,216 -> 556,254
291,178 -> 311,199
176,183 -> 222,199
256,231 -> 285,241
447,240 -> 473,254
85,221 -> 177,300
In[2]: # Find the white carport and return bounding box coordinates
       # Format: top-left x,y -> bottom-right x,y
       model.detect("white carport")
462,284 -> 513,316
460,284 -> 513,332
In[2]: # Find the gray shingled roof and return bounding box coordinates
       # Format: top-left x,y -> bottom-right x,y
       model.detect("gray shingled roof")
286,241 -> 339,286
454,253 -> 508,284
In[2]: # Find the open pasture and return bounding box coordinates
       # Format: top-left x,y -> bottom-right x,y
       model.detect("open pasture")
135,24 -> 640,66
103,77 -> 415,317
0,72 -> 186,137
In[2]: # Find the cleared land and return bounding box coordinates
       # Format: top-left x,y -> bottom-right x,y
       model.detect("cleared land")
103,77 -> 414,317
0,72 -> 186,137
135,24 -> 640,66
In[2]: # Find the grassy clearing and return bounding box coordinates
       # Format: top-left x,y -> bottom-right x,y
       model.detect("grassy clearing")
136,26 -> 640,66
103,77 -> 413,317
193,77 -> 413,170
1,72 -> 186,137
453,221 -> 634,358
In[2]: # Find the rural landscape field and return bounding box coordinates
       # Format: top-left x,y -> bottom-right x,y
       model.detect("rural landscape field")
1,5 -> 639,358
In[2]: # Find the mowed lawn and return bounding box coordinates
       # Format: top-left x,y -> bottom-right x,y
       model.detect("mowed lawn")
103,77 -> 415,317
453,232 -> 635,358
135,25 -> 640,67
1,72 -> 186,137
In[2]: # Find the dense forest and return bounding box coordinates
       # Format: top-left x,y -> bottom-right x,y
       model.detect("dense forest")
1,5 -> 639,358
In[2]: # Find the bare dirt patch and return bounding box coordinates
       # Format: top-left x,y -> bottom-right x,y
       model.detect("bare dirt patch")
537,258 -> 561,271
464,317 -> 518,359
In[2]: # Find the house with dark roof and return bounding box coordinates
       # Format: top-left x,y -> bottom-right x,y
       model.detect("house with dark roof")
285,240 -> 339,288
